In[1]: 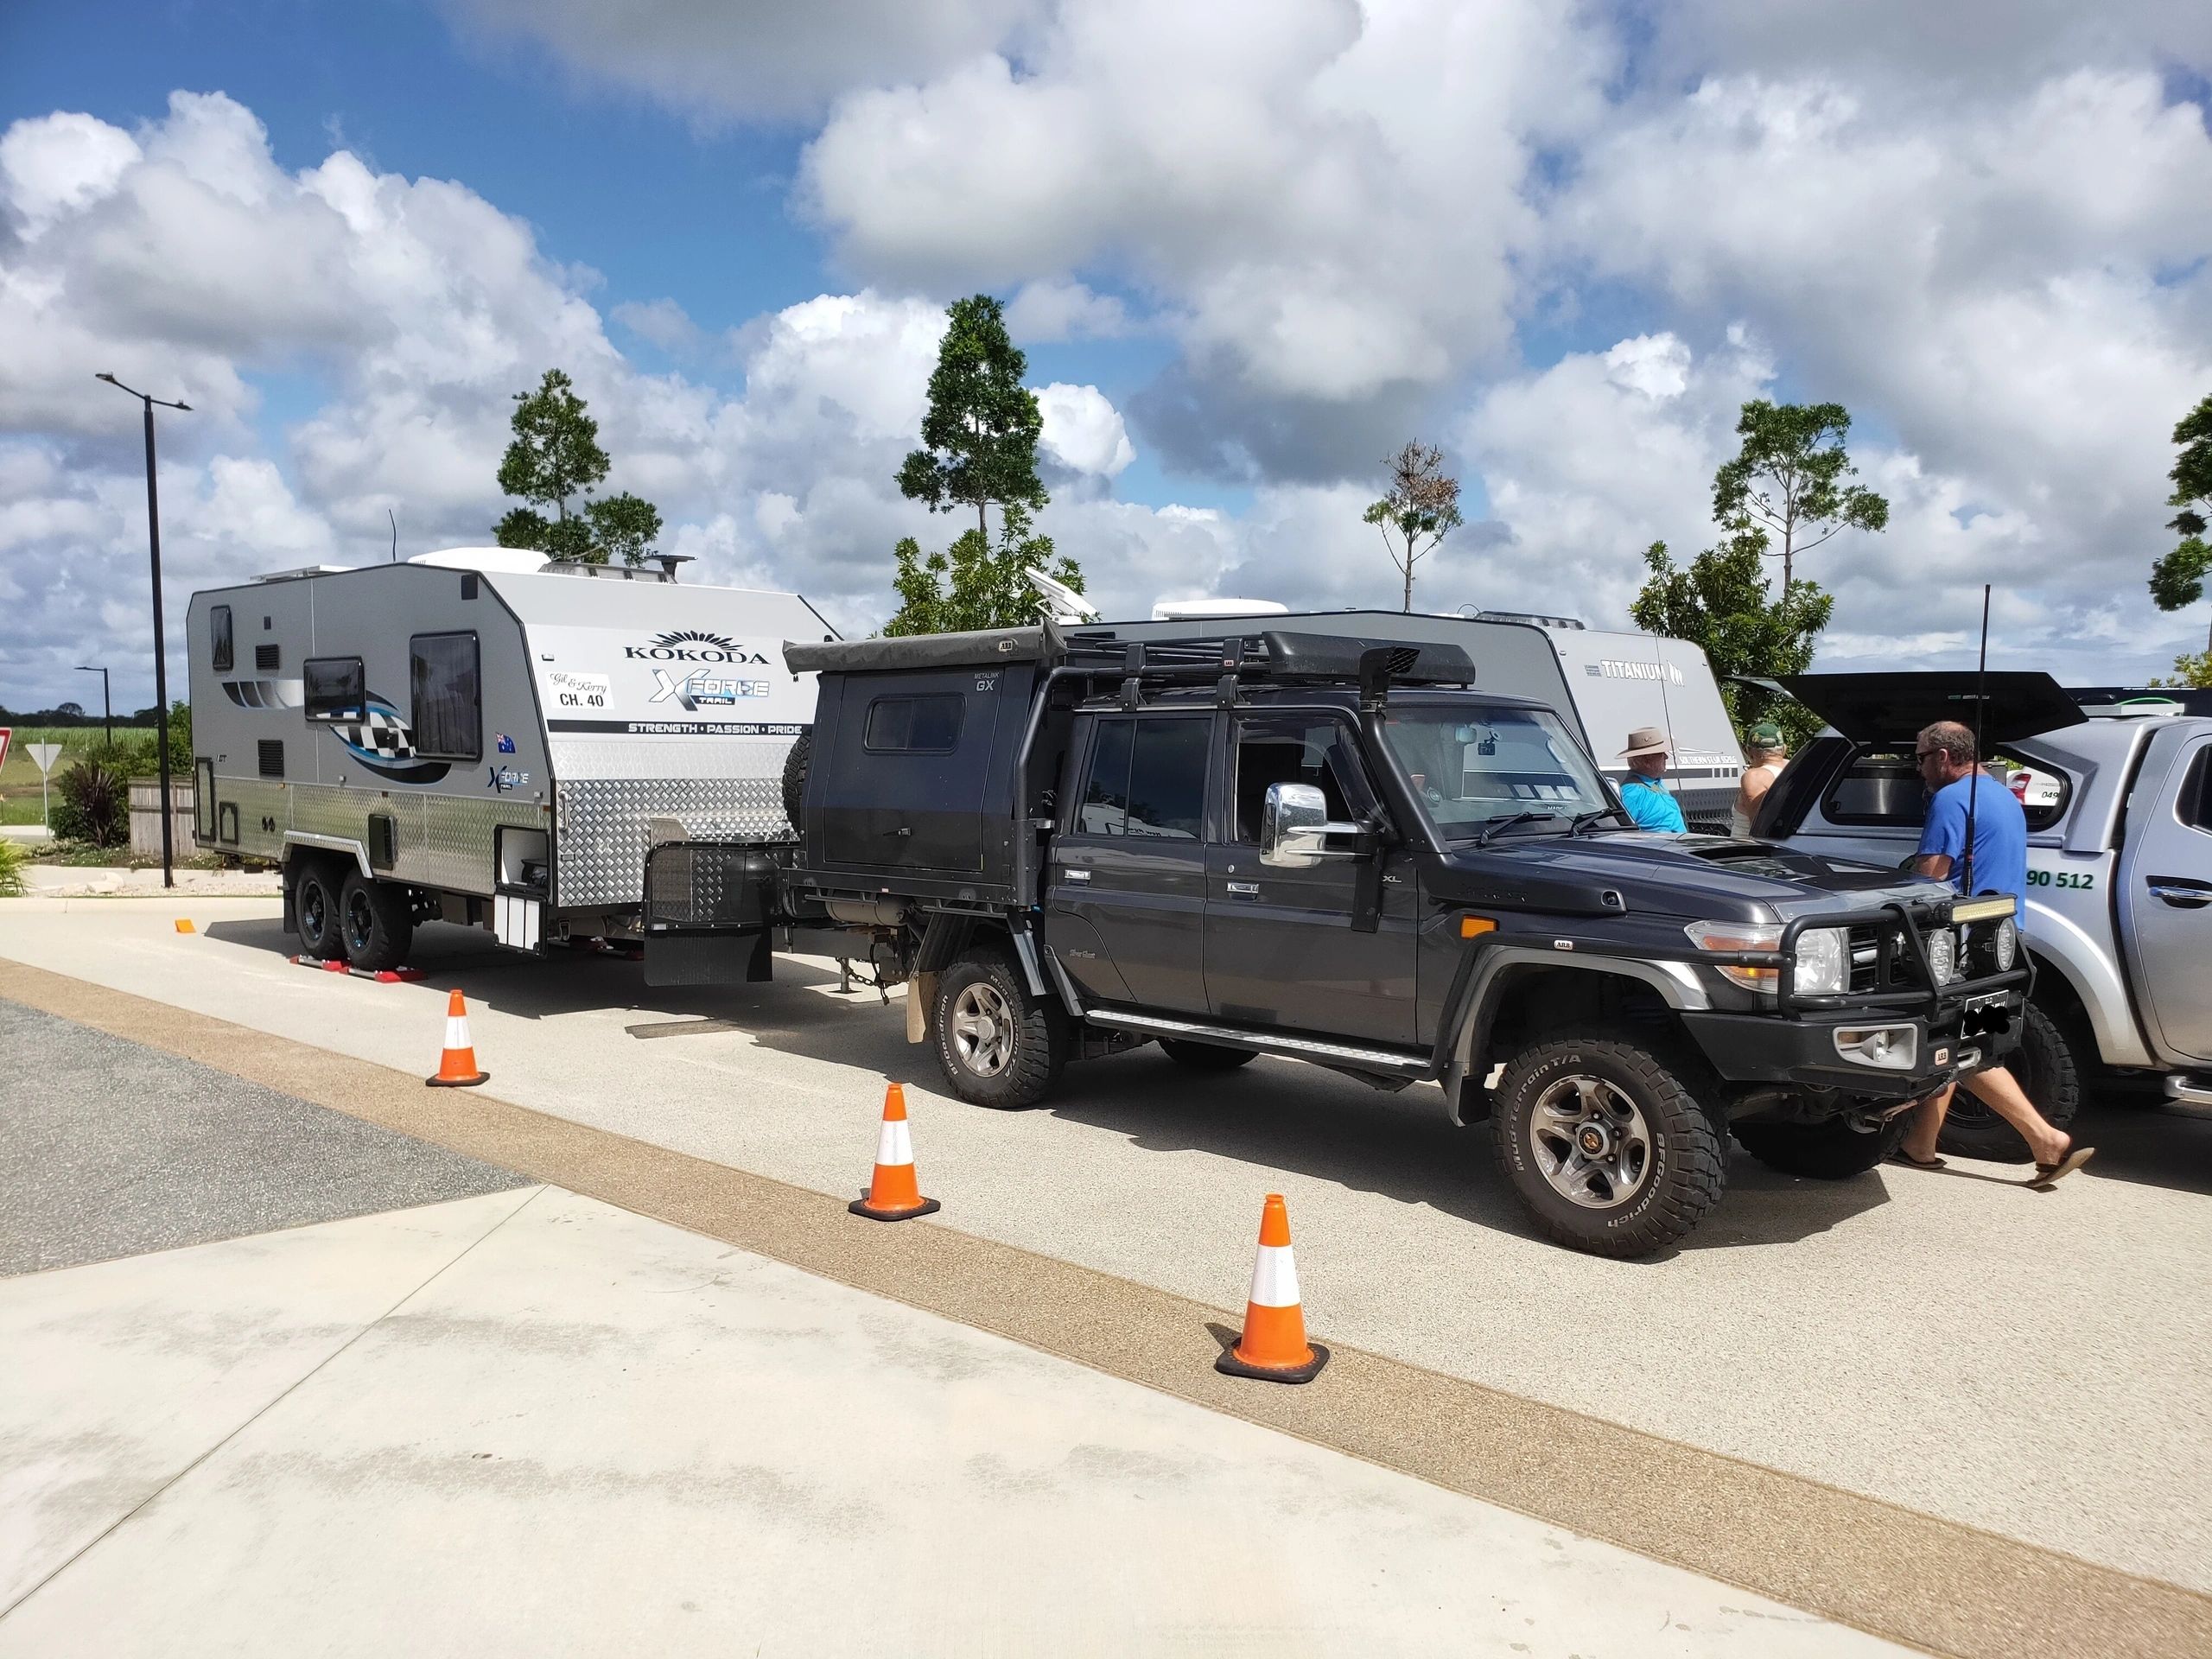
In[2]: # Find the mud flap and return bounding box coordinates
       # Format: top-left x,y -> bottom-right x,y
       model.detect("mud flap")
906,970 -> 938,1044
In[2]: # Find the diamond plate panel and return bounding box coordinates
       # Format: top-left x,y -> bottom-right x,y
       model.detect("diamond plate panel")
556,777 -> 790,909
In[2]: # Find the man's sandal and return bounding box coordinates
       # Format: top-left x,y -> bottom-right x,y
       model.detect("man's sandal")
1889,1148 -> 1946,1170
2031,1147 -> 2095,1186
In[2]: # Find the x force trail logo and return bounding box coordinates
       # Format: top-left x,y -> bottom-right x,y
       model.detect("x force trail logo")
624,628 -> 769,664
650,667 -> 771,709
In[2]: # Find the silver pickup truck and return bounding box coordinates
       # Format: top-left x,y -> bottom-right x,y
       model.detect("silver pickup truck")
1754,672 -> 2212,1159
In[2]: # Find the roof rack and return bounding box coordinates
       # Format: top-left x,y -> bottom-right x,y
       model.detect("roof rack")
1059,628 -> 1477,709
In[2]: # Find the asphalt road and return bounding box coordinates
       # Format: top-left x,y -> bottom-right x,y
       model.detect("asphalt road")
4,897 -> 2208,1610
0,998 -> 524,1274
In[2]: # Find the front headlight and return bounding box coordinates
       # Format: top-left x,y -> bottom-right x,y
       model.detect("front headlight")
1684,918 -> 1782,990
1993,917 -> 2018,971
1792,926 -> 1847,995
1924,927 -> 1958,984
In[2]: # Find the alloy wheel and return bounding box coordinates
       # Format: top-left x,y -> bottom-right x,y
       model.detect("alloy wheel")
950,982 -> 1016,1077
1529,1074 -> 1653,1209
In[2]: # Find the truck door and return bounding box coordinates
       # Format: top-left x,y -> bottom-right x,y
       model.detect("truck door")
1203,712 -> 1416,1046
2117,730 -> 2212,1064
1045,711 -> 1213,1013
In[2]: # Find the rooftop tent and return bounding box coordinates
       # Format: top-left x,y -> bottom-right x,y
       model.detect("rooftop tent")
1777,671 -> 2089,746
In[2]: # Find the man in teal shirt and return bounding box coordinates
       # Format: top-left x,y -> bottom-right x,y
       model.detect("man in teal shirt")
1616,726 -> 1686,833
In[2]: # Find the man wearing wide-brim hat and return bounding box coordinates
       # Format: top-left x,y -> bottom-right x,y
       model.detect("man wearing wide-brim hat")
1616,726 -> 1687,833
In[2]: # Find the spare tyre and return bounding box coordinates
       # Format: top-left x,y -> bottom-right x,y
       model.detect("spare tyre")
781,732 -> 810,831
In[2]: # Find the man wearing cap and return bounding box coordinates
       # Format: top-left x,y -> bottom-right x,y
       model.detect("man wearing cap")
1732,722 -> 1788,837
1616,727 -> 1687,833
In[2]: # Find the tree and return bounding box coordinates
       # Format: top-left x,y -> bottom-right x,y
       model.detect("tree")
2148,393 -> 2212,652
2151,651 -> 2212,690
897,296 -> 1046,543
884,505 -> 1085,637
1363,442 -> 1465,613
1712,401 -> 1889,593
493,368 -> 664,565
1631,535 -> 1835,747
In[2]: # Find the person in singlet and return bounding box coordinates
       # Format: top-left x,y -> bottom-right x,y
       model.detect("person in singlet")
1731,721 -> 1787,837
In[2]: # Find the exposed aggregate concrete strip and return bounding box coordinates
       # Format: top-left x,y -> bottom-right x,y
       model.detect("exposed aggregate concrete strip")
4,956 -> 2205,1659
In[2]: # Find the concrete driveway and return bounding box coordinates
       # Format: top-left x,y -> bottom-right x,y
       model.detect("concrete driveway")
3,896 -> 2208,1655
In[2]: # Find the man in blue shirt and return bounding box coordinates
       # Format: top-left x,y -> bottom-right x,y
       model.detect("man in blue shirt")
1615,726 -> 1687,833
1896,721 -> 2092,1184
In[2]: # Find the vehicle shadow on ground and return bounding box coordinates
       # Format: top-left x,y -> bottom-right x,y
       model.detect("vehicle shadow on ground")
2064,1086 -> 2212,1198
740,1012 -> 1892,1256
201,917 -> 855,1025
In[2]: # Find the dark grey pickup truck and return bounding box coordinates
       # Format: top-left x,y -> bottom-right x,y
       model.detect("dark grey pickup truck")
648,626 -> 2029,1256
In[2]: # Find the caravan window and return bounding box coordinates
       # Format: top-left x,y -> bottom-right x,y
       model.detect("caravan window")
410,632 -> 480,760
210,606 -> 233,671
303,658 -> 365,721
864,694 -> 964,753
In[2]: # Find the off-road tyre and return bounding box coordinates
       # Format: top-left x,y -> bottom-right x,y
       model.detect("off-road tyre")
1491,1037 -> 1726,1258
1937,1001 -> 2080,1164
1732,1113 -> 1908,1179
932,946 -> 1071,1110
293,856 -> 346,961
338,869 -> 415,973
1160,1039 -> 1257,1071
780,732 -> 810,831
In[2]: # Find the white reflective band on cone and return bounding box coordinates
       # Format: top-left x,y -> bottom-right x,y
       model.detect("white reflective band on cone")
874,1118 -> 914,1167
444,1017 -> 470,1050
1246,1243 -> 1301,1309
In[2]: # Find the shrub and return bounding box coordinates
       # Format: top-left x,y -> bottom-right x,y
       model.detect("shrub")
53,755 -> 130,848
0,836 -> 25,897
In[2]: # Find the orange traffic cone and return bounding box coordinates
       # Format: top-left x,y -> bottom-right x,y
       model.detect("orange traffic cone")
1216,1193 -> 1328,1382
848,1083 -> 940,1221
425,988 -> 489,1088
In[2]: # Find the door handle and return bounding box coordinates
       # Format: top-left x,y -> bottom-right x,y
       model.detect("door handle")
1063,868 -> 1091,883
1226,881 -> 1259,897
887,826 -> 912,837
2147,877 -> 2212,909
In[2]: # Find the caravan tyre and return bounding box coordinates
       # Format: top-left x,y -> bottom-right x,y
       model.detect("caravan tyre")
780,733 -> 810,832
932,947 -> 1069,1110
294,859 -> 345,961
339,871 -> 414,974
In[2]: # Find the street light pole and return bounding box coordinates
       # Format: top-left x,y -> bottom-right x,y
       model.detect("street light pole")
73,665 -> 111,748
96,373 -> 190,889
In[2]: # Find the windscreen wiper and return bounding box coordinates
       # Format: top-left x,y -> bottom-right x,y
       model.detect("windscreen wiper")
1567,806 -> 1630,837
1472,810 -> 1548,847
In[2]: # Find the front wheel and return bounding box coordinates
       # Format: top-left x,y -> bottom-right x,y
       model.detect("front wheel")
1491,1037 -> 1726,1257
1732,1113 -> 1906,1179
1936,1001 -> 2080,1164
932,947 -> 1070,1110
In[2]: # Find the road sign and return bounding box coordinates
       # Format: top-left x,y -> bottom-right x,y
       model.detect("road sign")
25,741 -> 63,830
0,727 -> 10,772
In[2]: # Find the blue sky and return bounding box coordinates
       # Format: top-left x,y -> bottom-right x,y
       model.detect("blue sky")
3,0 -> 2209,709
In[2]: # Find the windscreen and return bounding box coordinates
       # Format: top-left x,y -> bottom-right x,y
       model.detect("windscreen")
1380,705 -> 1610,835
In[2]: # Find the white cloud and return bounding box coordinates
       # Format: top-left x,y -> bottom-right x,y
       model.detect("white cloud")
799,0 -> 1616,467
0,111 -> 141,237
437,0 -> 1042,121
1003,278 -> 1133,343
611,296 -> 703,354
1036,382 -> 1135,478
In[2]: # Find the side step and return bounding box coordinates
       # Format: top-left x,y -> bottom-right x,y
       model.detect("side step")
1082,1008 -> 1432,1078
2163,1074 -> 2212,1121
